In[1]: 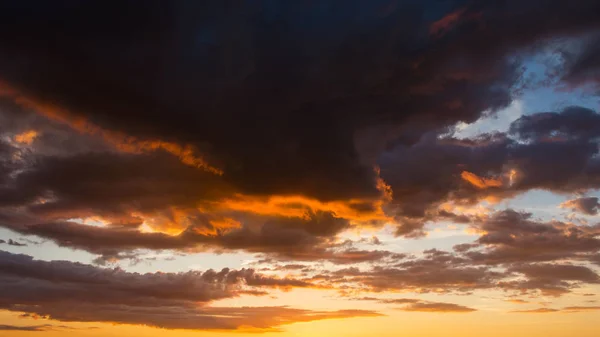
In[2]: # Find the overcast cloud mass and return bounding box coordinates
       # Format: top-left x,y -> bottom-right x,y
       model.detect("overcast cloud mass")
0,1 -> 599,336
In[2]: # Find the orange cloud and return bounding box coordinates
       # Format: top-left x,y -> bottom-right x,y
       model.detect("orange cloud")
461,171 -> 503,189
213,194 -> 392,225
13,130 -> 39,145
206,168 -> 393,226
0,81 -> 222,175
505,299 -> 529,304
510,308 -> 559,313
399,302 -> 476,313
511,306 -> 600,313
562,306 -> 600,312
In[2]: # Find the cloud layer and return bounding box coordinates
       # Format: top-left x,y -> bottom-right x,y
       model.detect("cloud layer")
0,250 -> 378,330
0,1 -> 599,332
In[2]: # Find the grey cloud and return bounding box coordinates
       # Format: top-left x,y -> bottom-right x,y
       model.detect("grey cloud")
0,250 -> 382,331
399,302 -> 476,313
0,324 -> 53,331
467,210 -> 600,265
561,197 -> 600,215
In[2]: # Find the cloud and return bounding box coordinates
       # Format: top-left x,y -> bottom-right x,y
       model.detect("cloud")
350,296 -> 476,313
562,306 -> 600,312
379,106 -> 600,235
0,1 -> 597,296
460,171 -> 503,189
1,0 -> 598,208
309,210 -> 600,296
510,264 -> 600,284
511,308 -> 559,313
0,324 -> 53,331
556,33 -> 600,92
0,239 -> 27,247
399,302 -> 476,313
560,197 -> 600,215
0,126 -> 391,262
10,304 -> 382,331
318,251 -> 503,294
0,1 -> 598,250
0,250 -> 314,306
505,299 -> 529,304
1,3 -> 600,332
467,209 -> 600,265
502,263 -> 600,296
0,250 -> 380,331
511,306 -> 600,313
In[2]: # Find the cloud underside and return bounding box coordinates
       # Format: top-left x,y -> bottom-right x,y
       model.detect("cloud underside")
399,302 -> 476,313
0,0 -> 598,257
0,251 -> 380,331
2,106 -> 600,264
7,305 -> 382,331
0,0 -> 599,331
511,306 -> 600,313
354,297 -> 476,313
0,324 -> 53,331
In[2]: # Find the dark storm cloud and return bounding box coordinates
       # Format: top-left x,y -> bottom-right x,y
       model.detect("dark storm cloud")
0,1 -> 598,258
555,33 -> 600,92
1,0 -> 599,205
509,106 -> 600,141
0,250 -> 382,331
1,211 -> 396,265
2,107 -> 600,260
1,151 -> 232,214
0,127 -> 368,261
378,131 -> 512,233
378,106 -> 600,234
2,2 -> 600,330
0,111 -> 388,260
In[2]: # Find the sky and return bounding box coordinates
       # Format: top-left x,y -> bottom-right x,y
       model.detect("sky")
0,1 -> 599,336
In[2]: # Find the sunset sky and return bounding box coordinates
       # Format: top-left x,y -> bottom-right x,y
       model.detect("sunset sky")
0,1 -> 600,336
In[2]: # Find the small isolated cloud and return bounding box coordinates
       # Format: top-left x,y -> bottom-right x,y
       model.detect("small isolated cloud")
505,299 -> 529,304
511,306 -> 600,313
511,308 -> 559,313
562,306 -> 600,312
560,197 -> 600,215
399,302 -> 477,313
0,239 -> 27,246
0,324 -> 53,331
356,297 -> 477,313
